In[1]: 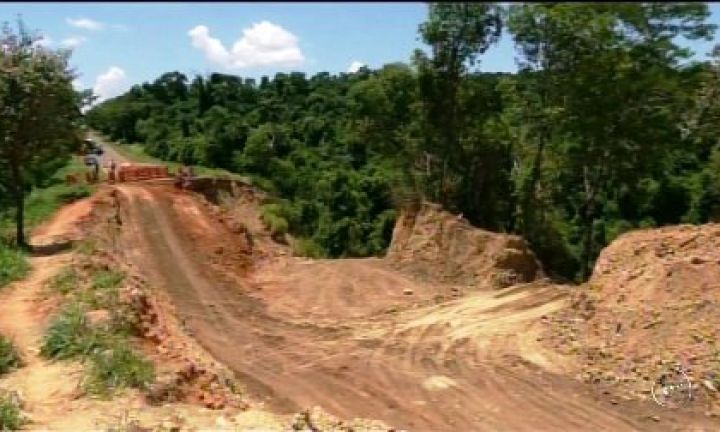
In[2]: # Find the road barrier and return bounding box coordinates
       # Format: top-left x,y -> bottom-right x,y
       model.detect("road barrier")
117,164 -> 170,183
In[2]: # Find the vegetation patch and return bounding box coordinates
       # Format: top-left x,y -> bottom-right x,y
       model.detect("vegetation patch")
0,246 -> 29,288
40,303 -> 105,360
0,157 -> 95,243
292,237 -> 326,259
83,342 -> 155,397
42,260 -> 155,397
88,270 -> 125,309
74,239 -> 98,256
260,203 -> 289,242
48,266 -> 80,295
0,336 -> 22,376
0,394 -> 24,431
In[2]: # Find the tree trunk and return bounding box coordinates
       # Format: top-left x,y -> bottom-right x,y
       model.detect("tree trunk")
15,188 -> 25,248
10,163 -> 26,247
519,128 -> 547,236
579,166 -> 597,281
580,212 -> 594,281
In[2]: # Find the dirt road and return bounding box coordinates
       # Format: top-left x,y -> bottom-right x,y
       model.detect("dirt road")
89,132 -> 130,166
110,182 -> 699,431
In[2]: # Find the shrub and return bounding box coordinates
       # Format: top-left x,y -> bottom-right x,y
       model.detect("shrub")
260,203 -> 289,240
0,395 -> 23,431
292,237 -> 326,259
74,239 -> 97,256
87,270 -> 125,309
57,184 -> 92,203
49,266 -> 79,295
0,246 -> 29,288
40,304 -> 104,359
91,270 -> 124,291
84,344 -> 155,396
0,336 -> 21,376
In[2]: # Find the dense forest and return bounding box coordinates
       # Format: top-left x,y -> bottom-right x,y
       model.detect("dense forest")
87,3 -> 720,281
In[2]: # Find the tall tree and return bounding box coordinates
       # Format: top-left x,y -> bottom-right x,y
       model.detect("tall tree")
0,20 -> 82,246
414,3 -> 503,207
507,3 -> 715,279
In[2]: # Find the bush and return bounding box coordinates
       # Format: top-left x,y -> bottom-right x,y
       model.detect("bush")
84,344 -> 155,396
0,336 -> 21,376
292,237 -> 326,258
0,246 -> 29,288
91,270 -> 124,291
49,266 -> 79,295
86,270 -> 124,309
74,239 -> 97,256
0,395 -> 23,431
260,204 -> 289,240
40,304 -> 104,360
56,184 -> 92,204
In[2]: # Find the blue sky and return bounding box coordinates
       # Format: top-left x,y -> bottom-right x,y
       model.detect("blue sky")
1,2 -> 718,102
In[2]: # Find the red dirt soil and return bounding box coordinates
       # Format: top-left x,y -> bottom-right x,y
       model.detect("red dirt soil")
108,182 -> 714,431
387,202 -> 544,290
543,223 -> 720,417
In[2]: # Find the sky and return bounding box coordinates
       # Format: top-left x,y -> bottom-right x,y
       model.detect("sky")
1,2 -> 719,103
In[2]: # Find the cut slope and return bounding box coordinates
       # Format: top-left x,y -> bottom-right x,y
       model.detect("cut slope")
387,202 -> 544,289
113,182 -> 708,430
545,223 -> 720,415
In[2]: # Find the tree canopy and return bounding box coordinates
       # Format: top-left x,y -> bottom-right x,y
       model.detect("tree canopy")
87,3 -> 719,281
0,19 -> 83,246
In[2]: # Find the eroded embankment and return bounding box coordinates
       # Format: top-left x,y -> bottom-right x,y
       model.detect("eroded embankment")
109,182 -> 681,431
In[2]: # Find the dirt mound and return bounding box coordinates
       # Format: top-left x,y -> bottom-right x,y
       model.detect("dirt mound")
544,223 -> 720,413
386,202 -> 544,289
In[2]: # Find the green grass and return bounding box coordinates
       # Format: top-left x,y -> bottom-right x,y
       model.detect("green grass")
84,343 -> 155,397
0,155 -> 96,242
48,266 -> 80,295
260,203 -> 289,240
42,264 -> 155,396
91,270 -> 124,291
0,246 -> 29,288
0,336 -> 21,376
86,270 -> 125,309
74,239 -> 98,256
292,237 -> 327,259
23,156 -> 95,231
0,395 -> 23,431
40,303 -> 106,360
42,268 -> 127,359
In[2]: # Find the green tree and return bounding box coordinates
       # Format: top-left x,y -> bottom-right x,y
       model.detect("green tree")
507,4 -> 715,279
414,3 -> 503,206
0,20 -> 82,246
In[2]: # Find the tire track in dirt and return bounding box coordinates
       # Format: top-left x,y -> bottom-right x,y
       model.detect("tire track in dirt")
114,183 -> 670,431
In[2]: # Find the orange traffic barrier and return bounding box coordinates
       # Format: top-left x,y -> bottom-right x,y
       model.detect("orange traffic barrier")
116,165 -> 169,183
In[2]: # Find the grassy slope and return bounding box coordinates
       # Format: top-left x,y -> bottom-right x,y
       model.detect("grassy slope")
0,155 -> 95,288
1,156 -> 95,238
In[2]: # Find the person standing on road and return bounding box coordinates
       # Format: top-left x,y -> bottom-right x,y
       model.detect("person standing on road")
109,159 -> 117,183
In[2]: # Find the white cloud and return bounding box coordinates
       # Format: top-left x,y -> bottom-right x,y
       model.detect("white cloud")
34,35 -> 54,48
188,21 -> 305,70
93,66 -> 127,102
72,79 -> 85,91
60,36 -> 87,49
66,17 -> 105,31
347,60 -> 365,73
